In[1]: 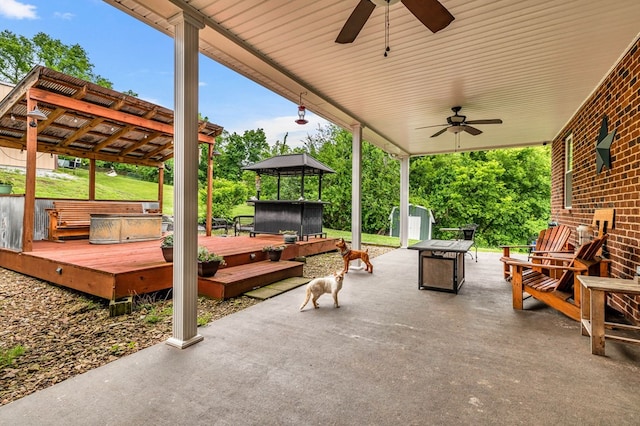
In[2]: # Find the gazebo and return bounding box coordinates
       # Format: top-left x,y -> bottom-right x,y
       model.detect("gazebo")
242,153 -> 335,239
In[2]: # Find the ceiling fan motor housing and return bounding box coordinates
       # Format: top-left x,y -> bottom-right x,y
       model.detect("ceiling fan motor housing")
371,0 -> 401,5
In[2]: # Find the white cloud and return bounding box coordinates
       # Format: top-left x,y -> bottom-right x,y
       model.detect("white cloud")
0,0 -> 37,19
53,11 -> 74,20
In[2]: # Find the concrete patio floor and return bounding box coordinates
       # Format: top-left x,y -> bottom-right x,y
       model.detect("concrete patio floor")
2,249 -> 639,425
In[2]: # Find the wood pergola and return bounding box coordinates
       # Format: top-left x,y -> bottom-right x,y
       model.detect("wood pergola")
0,66 -> 224,251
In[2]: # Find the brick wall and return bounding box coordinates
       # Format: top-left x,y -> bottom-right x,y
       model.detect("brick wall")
551,37 -> 640,322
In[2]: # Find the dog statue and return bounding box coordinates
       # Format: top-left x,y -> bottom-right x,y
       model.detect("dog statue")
300,271 -> 345,310
335,238 -> 373,274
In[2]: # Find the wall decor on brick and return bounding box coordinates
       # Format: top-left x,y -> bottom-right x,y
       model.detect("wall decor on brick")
595,115 -> 616,174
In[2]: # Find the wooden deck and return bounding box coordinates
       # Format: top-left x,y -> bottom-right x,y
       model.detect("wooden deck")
0,234 -> 338,300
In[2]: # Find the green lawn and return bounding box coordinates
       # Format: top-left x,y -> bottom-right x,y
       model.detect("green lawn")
2,168 -> 174,215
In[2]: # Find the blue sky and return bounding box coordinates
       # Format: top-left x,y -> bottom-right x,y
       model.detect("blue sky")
0,0 -> 328,147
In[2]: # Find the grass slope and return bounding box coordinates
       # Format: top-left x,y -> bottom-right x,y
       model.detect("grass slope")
1,168 -> 174,215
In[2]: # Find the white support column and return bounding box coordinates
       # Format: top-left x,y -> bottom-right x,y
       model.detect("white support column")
166,10 -> 204,349
399,155 -> 410,248
351,124 -> 363,269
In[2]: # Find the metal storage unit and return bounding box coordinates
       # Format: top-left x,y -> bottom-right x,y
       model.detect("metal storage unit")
389,204 -> 434,241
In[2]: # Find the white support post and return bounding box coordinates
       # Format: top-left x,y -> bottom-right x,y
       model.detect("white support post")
166,11 -> 204,349
399,155 -> 410,248
351,124 -> 363,269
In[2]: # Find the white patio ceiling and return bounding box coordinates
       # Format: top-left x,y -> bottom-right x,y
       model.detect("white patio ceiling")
104,0 -> 640,156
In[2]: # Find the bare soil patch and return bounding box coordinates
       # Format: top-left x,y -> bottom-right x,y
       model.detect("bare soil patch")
0,245 -> 393,406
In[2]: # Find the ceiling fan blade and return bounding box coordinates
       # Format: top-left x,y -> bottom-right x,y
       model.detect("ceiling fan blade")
401,0 -> 455,33
465,119 -> 503,125
416,123 -> 448,130
335,0 -> 376,44
462,125 -> 482,136
430,127 -> 449,138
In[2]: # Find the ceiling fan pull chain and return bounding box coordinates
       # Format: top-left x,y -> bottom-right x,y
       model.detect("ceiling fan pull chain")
384,1 -> 390,57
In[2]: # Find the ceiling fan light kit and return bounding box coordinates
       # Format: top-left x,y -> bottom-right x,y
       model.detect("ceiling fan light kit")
415,106 -> 503,138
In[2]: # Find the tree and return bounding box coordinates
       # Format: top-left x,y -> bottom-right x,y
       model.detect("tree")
0,30 -> 33,83
214,129 -> 269,182
409,147 -> 551,247
198,178 -> 248,222
308,125 -> 400,234
0,30 -> 113,87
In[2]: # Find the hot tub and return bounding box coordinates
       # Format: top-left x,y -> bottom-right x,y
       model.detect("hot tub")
89,213 -> 162,244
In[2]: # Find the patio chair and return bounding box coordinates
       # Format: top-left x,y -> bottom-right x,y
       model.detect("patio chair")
500,224 -> 573,280
233,215 -> 255,236
212,218 -> 232,234
500,234 -> 608,321
459,224 -> 478,262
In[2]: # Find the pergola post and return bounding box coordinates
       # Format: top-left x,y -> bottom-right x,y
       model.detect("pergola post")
206,144 -> 213,236
21,95 -> 38,252
158,165 -> 164,213
166,10 -> 204,349
89,159 -> 96,200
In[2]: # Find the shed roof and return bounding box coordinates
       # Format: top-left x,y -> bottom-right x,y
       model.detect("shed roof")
242,153 -> 335,176
0,66 -> 223,167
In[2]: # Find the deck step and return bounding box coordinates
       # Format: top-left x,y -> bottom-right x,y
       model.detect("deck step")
244,276 -> 311,300
198,260 -> 304,300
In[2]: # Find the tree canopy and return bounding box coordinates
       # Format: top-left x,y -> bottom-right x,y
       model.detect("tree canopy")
0,30 -> 112,87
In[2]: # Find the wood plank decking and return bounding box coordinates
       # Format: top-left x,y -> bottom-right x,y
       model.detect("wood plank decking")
0,234 -> 338,300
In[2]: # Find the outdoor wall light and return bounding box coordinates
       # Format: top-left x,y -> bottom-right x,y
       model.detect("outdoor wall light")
27,106 -> 48,127
295,92 -> 308,125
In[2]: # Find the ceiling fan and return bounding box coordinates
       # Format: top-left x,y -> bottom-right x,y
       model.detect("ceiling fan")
335,0 -> 455,44
418,106 -> 503,138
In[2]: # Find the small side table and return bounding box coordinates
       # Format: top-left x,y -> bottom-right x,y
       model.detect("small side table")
408,239 -> 473,293
577,275 -> 640,356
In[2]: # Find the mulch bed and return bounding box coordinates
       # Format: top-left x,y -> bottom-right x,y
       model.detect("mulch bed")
0,244 -> 393,406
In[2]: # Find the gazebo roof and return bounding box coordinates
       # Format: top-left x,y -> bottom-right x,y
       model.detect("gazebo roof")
0,66 -> 223,167
242,153 -> 335,177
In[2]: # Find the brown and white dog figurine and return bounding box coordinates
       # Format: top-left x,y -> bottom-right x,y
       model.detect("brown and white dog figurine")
336,238 -> 373,274
300,271 -> 345,310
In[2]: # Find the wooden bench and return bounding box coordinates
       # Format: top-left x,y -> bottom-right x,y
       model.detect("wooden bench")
47,201 -> 144,241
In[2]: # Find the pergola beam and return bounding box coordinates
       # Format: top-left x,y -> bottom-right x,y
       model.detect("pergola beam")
28,88 -> 216,144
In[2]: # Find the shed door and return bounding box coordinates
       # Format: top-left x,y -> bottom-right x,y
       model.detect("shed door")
408,216 -> 421,240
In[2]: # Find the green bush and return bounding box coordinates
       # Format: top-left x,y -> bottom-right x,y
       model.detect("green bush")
198,178 -> 248,221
